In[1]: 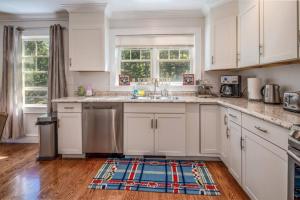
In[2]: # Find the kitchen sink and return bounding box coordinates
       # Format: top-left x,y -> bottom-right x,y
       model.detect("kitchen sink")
130,96 -> 179,100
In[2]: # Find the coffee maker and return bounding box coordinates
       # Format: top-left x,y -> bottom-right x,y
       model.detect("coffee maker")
220,75 -> 242,97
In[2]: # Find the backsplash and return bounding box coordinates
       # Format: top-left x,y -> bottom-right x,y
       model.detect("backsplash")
239,63 -> 300,94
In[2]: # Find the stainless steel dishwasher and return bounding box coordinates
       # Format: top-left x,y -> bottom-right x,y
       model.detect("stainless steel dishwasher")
82,103 -> 123,154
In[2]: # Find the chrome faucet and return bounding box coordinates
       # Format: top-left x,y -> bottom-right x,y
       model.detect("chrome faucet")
153,78 -> 159,96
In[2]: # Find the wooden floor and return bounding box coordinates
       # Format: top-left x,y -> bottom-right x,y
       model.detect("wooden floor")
0,144 -> 249,200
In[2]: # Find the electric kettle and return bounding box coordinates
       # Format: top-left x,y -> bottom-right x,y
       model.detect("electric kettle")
261,84 -> 281,104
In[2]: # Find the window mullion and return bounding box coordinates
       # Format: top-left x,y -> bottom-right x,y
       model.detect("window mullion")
152,48 -> 158,79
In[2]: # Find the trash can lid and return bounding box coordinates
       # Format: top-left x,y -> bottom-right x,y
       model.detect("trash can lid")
37,112 -> 57,123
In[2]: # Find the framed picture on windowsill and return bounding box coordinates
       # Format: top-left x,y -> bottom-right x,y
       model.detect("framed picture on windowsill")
119,75 -> 130,86
183,74 -> 195,85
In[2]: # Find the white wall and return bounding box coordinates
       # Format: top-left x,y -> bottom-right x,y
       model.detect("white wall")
109,12 -> 226,92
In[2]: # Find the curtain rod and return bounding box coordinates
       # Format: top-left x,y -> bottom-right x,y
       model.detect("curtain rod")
16,26 -> 66,31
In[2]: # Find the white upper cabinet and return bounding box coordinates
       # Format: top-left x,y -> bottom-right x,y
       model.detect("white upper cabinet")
64,4 -> 108,71
238,0 -> 260,67
259,0 -> 298,64
205,2 -> 238,70
211,16 -> 237,69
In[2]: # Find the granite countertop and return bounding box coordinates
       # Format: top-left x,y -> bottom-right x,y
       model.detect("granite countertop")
52,96 -> 300,129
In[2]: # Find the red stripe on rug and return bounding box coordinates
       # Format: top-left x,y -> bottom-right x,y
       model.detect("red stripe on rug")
170,162 -> 179,194
125,160 -> 139,191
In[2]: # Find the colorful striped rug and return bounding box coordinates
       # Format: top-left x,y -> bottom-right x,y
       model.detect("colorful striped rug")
88,158 -> 220,195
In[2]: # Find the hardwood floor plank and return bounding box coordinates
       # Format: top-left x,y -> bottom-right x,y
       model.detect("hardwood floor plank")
0,144 -> 249,200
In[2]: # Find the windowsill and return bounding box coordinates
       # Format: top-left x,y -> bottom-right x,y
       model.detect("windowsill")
23,105 -> 47,114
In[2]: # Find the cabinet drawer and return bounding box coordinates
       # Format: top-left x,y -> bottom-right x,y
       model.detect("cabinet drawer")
228,108 -> 242,125
242,114 -> 288,150
57,103 -> 82,113
124,103 -> 185,113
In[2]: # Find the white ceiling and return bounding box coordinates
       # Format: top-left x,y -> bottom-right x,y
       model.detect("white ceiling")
0,0 -> 230,15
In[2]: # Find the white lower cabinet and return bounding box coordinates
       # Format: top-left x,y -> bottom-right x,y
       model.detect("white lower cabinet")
242,128 -> 287,200
155,114 -> 186,156
124,104 -> 186,156
57,112 -> 82,155
200,105 -> 220,154
220,107 -> 229,166
124,113 -> 154,155
228,120 -> 242,184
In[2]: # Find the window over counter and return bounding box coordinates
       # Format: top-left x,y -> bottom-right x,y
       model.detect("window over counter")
115,34 -> 195,86
22,36 -> 49,106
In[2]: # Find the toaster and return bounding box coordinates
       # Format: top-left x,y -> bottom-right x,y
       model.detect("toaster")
283,92 -> 300,113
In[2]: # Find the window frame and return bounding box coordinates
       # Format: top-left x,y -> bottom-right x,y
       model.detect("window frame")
117,46 -> 194,86
22,35 -> 49,108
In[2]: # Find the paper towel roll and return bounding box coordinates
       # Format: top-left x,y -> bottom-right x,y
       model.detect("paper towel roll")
247,78 -> 262,100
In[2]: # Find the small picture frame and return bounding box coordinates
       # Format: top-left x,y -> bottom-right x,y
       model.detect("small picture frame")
119,75 -> 130,86
183,74 -> 195,85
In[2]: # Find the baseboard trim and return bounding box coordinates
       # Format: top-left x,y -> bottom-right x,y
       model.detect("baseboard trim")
1,136 -> 39,144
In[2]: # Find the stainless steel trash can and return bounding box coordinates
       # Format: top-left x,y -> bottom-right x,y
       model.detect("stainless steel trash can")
36,113 -> 57,160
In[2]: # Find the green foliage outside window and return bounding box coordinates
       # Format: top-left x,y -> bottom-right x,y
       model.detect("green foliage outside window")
22,38 -> 49,105
119,48 -> 192,84
159,61 -> 190,82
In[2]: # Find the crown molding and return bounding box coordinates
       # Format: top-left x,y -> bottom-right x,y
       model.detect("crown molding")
61,3 -> 107,13
111,10 -> 204,20
0,12 -> 68,22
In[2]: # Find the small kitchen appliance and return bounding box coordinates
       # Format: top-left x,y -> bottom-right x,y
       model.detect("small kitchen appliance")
247,78 -> 262,101
220,75 -> 242,97
197,80 -> 213,97
284,92 -> 300,113
288,124 -> 300,200
261,84 -> 281,104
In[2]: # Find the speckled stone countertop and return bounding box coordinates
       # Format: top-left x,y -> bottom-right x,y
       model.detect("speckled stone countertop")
53,96 -> 300,129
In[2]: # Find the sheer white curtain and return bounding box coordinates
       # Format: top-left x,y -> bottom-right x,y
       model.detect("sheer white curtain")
0,26 -> 24,140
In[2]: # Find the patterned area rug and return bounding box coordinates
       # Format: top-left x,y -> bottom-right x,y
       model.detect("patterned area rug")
89,158 -> 220,195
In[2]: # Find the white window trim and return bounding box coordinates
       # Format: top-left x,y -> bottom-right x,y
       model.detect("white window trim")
109,27 -> 201,92
22,35 -> 49,108
117,47 -> 194,87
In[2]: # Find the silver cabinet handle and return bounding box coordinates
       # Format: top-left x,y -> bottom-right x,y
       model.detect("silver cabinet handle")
288,150 -> 300,163
240,137 -> 245,150
255,126 -> 268,133
259,45 -> 264,56
151,119 -> 154,129
69,58 -> 72,66
224,115 -> 228,125
64,106 -> 74,109
229,114 -> 237,118
155,119 -> 158,129
226,127 -> 230,138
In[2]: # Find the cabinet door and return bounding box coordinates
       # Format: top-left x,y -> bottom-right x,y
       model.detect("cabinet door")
260,0 -> 298,64
124,113 -> 155,155
242,128 -> 287,200
228,121 -> 242,184
200,105 -> 220,154
211,16 -> 237,69
220,107 -> 229,166
58,113 -> 82,155
238,0 -> 259,67
155,114 -> 186,156
186,104 -> 201,156
69,27 -> 105,71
